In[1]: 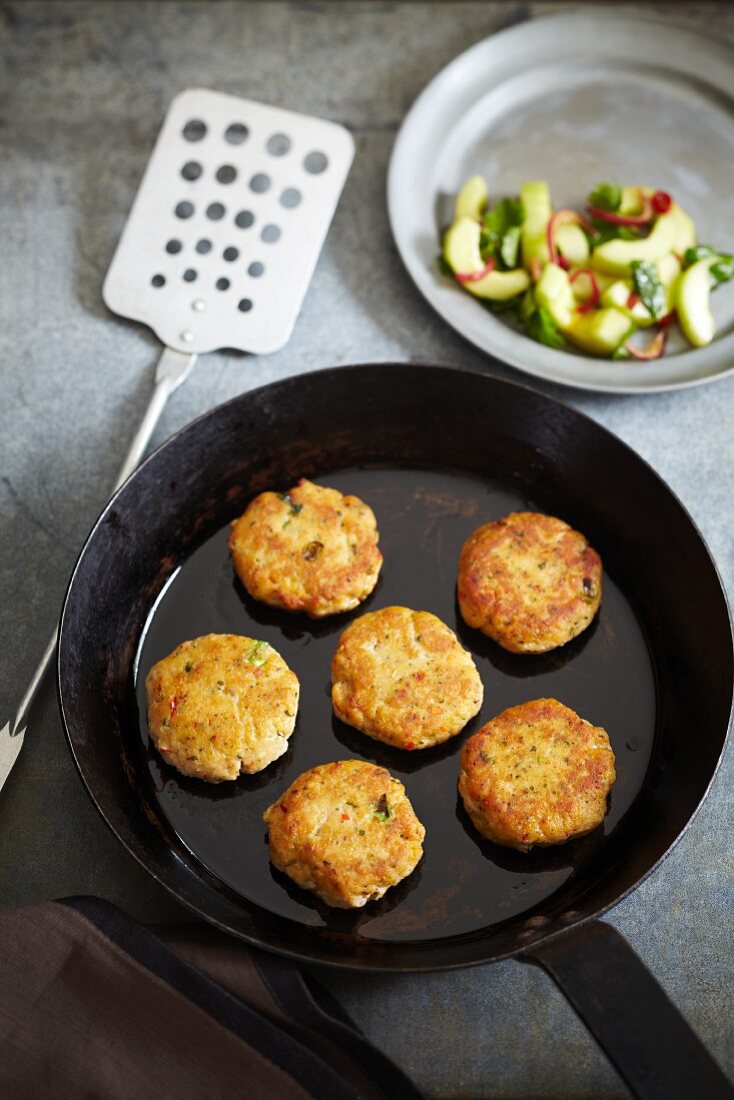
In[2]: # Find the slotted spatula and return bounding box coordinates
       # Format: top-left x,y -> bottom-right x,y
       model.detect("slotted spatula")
1,88 -> 354,791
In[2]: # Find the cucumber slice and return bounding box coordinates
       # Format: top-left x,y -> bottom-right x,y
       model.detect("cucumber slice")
676,256 -> 719,347
535,263 -> 574,329
555,223 -> 590,266
601,281 -> 656,326
568,267 -> 616,301
520,181 -> 551,268
443,216 -> 483,274
463,267 -> 530,301
669,204 -> 696,254
454,175 -> 488,222
657,253 -> 681,286
657,253 -> 681,315
566,309 -> 632,355
442,216 -> 530,299
620,186 -> 647,215
592,211 -> 677,275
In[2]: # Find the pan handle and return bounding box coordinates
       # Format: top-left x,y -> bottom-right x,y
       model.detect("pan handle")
523,919 -> 731,1099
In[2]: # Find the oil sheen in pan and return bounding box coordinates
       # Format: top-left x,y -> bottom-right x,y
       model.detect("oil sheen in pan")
133,467 -> 656,943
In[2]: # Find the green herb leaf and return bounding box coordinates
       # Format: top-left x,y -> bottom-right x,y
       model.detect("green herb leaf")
500,224 -> 521,268
588,216 -> 641,244
278,492 -> 303,516
711,254 -> 734,284
482,197 -> 524,265
683,245 -> 717,268
246,640 -> 270,667
526,307 -> 564,349
478,231 -> 493,260
588,182 -> 622,212
520,287 -> 537,321
613,345 -> 632,360
481,292 -> 525,317
483,196 -> 524,236
631,260 -> 665,319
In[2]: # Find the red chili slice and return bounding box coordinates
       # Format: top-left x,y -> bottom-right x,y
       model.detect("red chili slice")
546,210 -> 598,267
658,311 -> 676,328
651,191 -> 673,214
587,194 -> 653,228
570,268 -> 600,312
456,257 -> 496,283
627,292 -> 641,309
625,330 -> 667,360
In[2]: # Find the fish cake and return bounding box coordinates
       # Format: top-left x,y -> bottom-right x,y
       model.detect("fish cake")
331,606 -> 484,750
459,698 -> 616,851
263,759 -> 425,908
229,479 -> 382,619
457,511 -> 602,653
145,633 -> 299,782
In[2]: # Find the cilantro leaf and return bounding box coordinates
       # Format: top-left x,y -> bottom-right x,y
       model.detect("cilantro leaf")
683,245 -> 717,268
631,260 -> 665,320
588,182 -> 622,212
526,307 -> 564,349
711,254 -> 734,284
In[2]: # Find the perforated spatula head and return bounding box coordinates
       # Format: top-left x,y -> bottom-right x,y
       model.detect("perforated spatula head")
103,88 -> 354,355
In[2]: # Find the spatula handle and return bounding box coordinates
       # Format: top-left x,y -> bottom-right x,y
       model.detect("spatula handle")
0,347 -> 196,787
114,348 -> 196,490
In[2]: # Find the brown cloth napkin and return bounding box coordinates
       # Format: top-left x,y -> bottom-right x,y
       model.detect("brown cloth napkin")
0,897 -> 424,1100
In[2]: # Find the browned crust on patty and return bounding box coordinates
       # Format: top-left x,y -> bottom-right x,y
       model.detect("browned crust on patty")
457,511 -> 602,653
263,759 -> 425,908
229,479 -> 383,619
331,606 -> 484,749
458,698 -> 616,851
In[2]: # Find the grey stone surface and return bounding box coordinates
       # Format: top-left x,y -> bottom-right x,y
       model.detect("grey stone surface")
1,2 -> 733,1097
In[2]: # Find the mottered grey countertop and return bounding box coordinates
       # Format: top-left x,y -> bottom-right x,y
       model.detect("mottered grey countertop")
1,3 -> 732,1097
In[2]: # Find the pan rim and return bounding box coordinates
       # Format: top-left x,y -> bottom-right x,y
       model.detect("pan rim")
57,361 -> 734,971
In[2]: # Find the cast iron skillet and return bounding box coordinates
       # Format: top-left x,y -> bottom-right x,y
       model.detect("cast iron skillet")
58,364 -> 733,1099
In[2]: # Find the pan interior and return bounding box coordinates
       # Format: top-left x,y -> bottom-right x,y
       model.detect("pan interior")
133,466 -> 655,945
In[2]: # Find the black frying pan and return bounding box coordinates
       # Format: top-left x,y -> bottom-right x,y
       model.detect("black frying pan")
58,364 -> 733,1099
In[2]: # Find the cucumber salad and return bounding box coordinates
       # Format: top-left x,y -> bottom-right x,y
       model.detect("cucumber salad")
440,177 -> 734,359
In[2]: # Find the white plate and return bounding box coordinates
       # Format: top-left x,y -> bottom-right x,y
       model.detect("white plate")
388,12 -> 734,393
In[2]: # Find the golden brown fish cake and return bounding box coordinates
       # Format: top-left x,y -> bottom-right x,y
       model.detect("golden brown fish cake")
228,479 -> 382,619
331,606 -> 484,750
457,511 -> 602,653
145,634 -> 299,782
263,759 -> 425,908
459,698 -> 615,851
